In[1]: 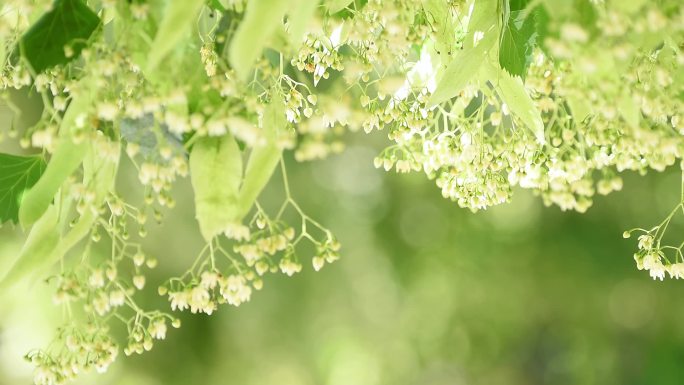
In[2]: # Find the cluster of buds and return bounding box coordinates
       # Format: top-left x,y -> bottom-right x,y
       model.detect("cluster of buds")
165,270 -> 256,314
292,34 -> 345,86
629,231 -> 684,281
123,315 -> 180,356
27,325 -> 118,385
312,237 -> 341,272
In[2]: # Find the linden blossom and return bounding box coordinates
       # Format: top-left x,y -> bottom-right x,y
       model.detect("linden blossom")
0,0 -> 682,384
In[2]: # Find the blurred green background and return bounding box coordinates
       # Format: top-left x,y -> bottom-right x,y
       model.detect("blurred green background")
2,97 -> 684,384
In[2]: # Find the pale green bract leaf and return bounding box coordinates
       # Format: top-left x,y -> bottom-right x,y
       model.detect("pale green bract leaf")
287,0 -> 320,46
565,92 -> 592,123
428,30 -> 496,107
236,97 -> 286,221
422,0 -> 456,64
1,142 -> 121,290
146,0 -> 206,74
1,142 -> 120,290
483,62 -> 545,144
428,0 -> 498,107
198,7 -> 221,42
618,92 -> 640,128
229,0 -> 289,81
19,138 -> 86,227
463,0 -> 498,49
19,79 -> 95,227
0,203 -> 60,290
51,142 -> 121,260
190,134 -> 243,241
0,32 -> 5,68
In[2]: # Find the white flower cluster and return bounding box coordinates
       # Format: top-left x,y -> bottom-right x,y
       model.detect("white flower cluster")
360,3 -> 683,217
34,194 -> 176,382
167,271 -> 254,314
329,0 -> 684,282
28,325 -> 118,385
123,315 -> 180,356
292,34 -> 344,86
163,198 -> 340,314
293,93 -> 350,161
631,232 -> 684,281
312,237 -> 342,272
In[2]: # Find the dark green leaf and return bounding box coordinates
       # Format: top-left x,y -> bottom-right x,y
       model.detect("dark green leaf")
20,0 -> 100,74
330,0 -> 368,18
0,153 -> 46,224
535,5 -> 550,44
499,6 -> 538,78
574,0 -> 599,34
508,0 -> 529,11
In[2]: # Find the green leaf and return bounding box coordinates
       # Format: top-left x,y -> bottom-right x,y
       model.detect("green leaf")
0,203 -> 60,290
0,32 -> 6,67
0,153 -> 46,225
0,141 -> 120,289
287,0 -> 320,46
483,62 -> 545,144
463,0 -> 498,49
190,134 -> 243,241
229,0 -> 289,81
82,141 -> 120,203
499,6 -> 538,78
618,92 -> 640,129
19,77 -> 95,227
574,0 -> 598,34
428,29 -> 496,107
422,0 -> 458,63
52,141 -> 120,257
427,0 -> 498,107
565,93 -> 592,123
19,0 -> 100,74
236,97 -> 286,221
328,0 -> 367,18
19,137 -> 87,227
146,0 -> 206,74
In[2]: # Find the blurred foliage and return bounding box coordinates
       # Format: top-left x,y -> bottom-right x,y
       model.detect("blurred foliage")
2,131 -> 684,385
